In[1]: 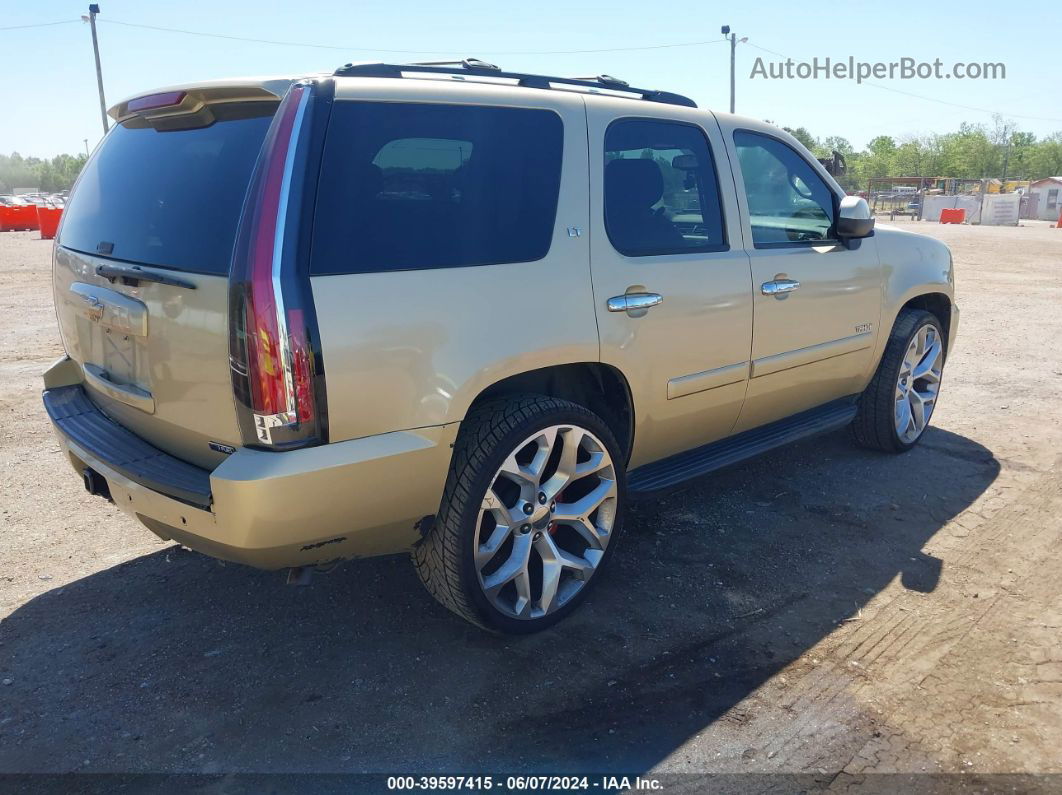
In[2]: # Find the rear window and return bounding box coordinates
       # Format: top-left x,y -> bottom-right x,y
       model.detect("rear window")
59,104 -> 275,275
310,102 -> 563,275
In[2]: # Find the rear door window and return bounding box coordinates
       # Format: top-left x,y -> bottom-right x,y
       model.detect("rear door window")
311,102 -> 563,274
603,118 -> 727,257
59,104 -> 275,275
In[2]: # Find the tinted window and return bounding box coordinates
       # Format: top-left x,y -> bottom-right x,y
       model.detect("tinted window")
60,105 -> 274,274
604,119 -> 726,257
311,102 -> 563,274
733,131 -> 836,246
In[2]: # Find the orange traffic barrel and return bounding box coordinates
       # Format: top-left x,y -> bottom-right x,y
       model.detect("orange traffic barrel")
37,206 -> 62,240
939,207 -> 965,224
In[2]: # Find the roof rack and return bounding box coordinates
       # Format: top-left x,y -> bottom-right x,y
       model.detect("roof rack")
332,59 -> 697,108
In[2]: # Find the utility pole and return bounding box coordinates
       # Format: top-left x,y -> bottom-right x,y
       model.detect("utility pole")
1000,124 -> 1012,184
83,139 -> 90,157
85,4 -> 109,135
720,25 -> 747,114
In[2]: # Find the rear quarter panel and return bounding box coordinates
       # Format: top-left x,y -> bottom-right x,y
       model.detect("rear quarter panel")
312,262 -> 600,441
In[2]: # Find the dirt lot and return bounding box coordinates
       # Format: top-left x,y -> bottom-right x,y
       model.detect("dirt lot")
1,221 -> 1061,788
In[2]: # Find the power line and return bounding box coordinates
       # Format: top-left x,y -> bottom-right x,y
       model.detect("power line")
743,42 -> 1062,124
96,19 -> 726,56
856,81 -> 1062,125
8,16 -> 1058,124
742,42 -> 788,60
0,19 -> 80,31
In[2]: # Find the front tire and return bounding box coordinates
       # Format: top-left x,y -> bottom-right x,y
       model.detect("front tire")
412,394 -> 626,633
851,308 -> 945,453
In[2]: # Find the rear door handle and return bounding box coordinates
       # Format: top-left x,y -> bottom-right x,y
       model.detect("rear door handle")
761,279 -> 801,297
607,292 -> 663,314
83,362 -> 155,414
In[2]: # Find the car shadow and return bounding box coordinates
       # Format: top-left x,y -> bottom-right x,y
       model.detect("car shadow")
0,426 -> 999,777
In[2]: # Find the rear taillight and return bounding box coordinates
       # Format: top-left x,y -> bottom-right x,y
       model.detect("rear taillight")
229,81 -> 326,449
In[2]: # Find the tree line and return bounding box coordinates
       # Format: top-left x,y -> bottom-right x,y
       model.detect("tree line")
0,152 -> 88,194
779,115 -> 1062,191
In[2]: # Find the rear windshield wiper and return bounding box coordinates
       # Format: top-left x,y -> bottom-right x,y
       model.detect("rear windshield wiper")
95,263 -> 197,290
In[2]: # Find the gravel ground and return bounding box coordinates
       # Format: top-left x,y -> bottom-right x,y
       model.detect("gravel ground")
1,221 -> 1061,789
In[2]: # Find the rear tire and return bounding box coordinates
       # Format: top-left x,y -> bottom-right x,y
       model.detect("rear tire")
412,394 -> 626,633
851,308 -> 945,453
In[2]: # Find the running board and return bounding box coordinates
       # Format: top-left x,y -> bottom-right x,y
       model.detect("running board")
627,396 -> 858,494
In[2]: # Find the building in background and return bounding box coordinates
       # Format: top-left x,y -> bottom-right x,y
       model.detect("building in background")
1027,177 -> 1062,221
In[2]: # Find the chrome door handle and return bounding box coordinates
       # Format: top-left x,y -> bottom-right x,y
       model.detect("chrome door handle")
761,279 -> 801,297
607,292 -> 663,313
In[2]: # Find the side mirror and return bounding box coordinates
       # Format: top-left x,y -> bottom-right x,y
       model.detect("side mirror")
836,195 -> 874,241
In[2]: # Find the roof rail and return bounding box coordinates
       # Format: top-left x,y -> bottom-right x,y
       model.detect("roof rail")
332,59 -> 697,108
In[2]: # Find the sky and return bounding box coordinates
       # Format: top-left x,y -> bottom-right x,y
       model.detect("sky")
3,0 -> 1061,158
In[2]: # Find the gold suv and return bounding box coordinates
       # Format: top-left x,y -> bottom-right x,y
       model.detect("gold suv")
43,61 -> 958,632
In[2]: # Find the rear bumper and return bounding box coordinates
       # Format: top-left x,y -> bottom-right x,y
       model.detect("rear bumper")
43,361 -> 458,569
45,385 -> 212,508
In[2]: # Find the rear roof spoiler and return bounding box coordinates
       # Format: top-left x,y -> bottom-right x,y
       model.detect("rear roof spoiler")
109,76 -> 315,123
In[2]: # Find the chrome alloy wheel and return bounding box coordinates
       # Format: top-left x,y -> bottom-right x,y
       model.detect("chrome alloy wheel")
475,424 -> 618,620
895,323 -> 943,444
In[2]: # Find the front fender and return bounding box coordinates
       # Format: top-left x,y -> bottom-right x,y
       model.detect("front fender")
868,224 -> 956,367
